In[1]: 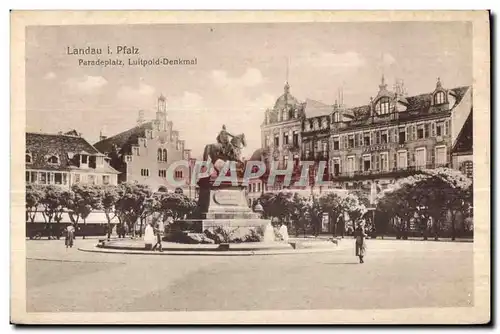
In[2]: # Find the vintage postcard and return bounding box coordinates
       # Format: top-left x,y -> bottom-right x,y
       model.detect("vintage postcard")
11,11 -> 490,324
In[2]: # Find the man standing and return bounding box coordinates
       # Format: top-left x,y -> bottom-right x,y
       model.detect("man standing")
152,218 -> 164,252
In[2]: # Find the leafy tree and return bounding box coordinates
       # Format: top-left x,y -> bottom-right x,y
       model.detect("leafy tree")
26,184 -> 44,223
39,185 -> 67,239
66,184 -> 102,239
114,183 -> 153,237
158,193 -> 197,220
377,168 -> 472,240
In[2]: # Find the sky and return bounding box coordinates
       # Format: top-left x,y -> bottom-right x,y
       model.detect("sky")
25,22 -> 472,158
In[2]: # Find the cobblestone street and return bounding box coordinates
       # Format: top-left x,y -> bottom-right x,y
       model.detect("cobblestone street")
26,238 -> 473,312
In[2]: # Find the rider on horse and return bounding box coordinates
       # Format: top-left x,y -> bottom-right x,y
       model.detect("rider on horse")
216,125 -> 234,158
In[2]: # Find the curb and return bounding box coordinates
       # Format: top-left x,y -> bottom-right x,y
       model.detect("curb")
78,244 -> 348,257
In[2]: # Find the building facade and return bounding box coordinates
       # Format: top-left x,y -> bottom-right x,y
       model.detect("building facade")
329,78 -> 472,191
94,95 -> 194,196
25,131 -> 119,188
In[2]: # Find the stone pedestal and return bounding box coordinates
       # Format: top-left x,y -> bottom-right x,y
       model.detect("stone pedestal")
195,177 -> 271,240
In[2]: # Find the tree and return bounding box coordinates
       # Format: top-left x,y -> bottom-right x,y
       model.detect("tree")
66,184 -> 102,239
377,168 -> 472,240
341,193 -> 368,228
158,193 -> 197,220
39,185 -> 67,239
100,185 -> 120,239
114,183 -> 153,237
26,184 -> 44,223
319,192 -> 345,236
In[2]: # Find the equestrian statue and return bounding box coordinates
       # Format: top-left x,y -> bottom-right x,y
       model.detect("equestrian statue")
202,125 -> 247,176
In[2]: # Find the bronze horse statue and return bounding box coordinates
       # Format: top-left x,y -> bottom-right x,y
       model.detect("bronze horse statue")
203,133 -> 246,164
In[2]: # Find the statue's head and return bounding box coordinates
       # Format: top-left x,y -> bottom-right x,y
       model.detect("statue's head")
222,124 -> 226,130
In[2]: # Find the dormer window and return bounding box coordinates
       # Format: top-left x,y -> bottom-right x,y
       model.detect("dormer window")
48,155 -> 59,164
434,91 -> 446,105
81,154 -> 88,164
332,112 -> 340,123
375,97 -> 391,115
26,153 -> 32,164
322,118 -> 328,129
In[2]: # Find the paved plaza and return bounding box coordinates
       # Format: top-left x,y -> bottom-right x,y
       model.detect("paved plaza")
26,238 -> 473,312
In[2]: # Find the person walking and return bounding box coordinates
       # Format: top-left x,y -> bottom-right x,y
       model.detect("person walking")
152,219 -> 165,252
65,224 -> 75,249
354,220 -> 368,264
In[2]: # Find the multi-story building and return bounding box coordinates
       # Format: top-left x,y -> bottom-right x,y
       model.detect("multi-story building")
25,130 -> 119,188
94,95 -> 195,196
329,77 -> 472,191
451,108 -> 473,179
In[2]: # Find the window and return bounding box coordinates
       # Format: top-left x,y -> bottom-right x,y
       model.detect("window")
88,175 -> 96,185
174,170 -> 183,179
398,128 -> 406,144
132,147 -> 139,156
332,112 -> 340,123
322,142 -> 328,156
292,131 -> 299,146
381,130 -> 388,144
81,154 -> 88,164
375,131 -> 381,145
30,171 -> 37,183
48,155 -> 59,164
54,173 -> 62,185
363,155 -> 371,172
283,133 -> 289,145
125,155 -> 132,162
333,137 -> 339,150
26,171 -> 30,183
314,119 -> 319,130
159,169 -> 167,178
380,152 -> 388,172
397,151 -> 408,169
332,158 -> 341,176
274,135 -> 279,146
322,118 -> 328,129
417,125 -> 424,139
375,97 -> 391,115
257,183 -> 261,193
348,135 -> 354,148
461,160 -> 473,179
26,154 -> 32,163
74,173 -> 80,184
434,91 -> 446,105
436,122 -> 444,137
157,149 -> 162,161
415,148 -> 427,169
435,146 -> 447,166
283,156 -> 289,168
141,169 -> 150,177
346,156 -> 355,174
39,172 -> 47,184
162,149 -> 168,162
364,133 -> 371,146
103,175 -> 110,185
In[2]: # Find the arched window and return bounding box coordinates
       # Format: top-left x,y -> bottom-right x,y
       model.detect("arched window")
47,155 -> 59,164
26,153 -> 32,163
434,91 -> 446,105
162,149 -> 167,162
157,148 -> 162,161
375,97 -> 391,115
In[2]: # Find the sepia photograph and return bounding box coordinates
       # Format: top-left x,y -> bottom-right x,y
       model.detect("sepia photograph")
10,10 -> 490,324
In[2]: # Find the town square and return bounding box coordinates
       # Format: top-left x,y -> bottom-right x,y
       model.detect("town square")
13,15 -> 488,324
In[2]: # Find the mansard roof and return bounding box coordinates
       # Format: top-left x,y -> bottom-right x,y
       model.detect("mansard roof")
303,99 -> 332,119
